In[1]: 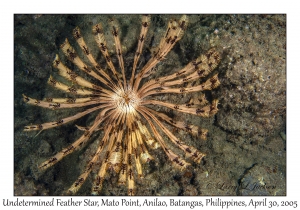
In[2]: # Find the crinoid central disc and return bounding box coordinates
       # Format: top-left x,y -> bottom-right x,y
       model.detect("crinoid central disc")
114,86 -> 141,114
